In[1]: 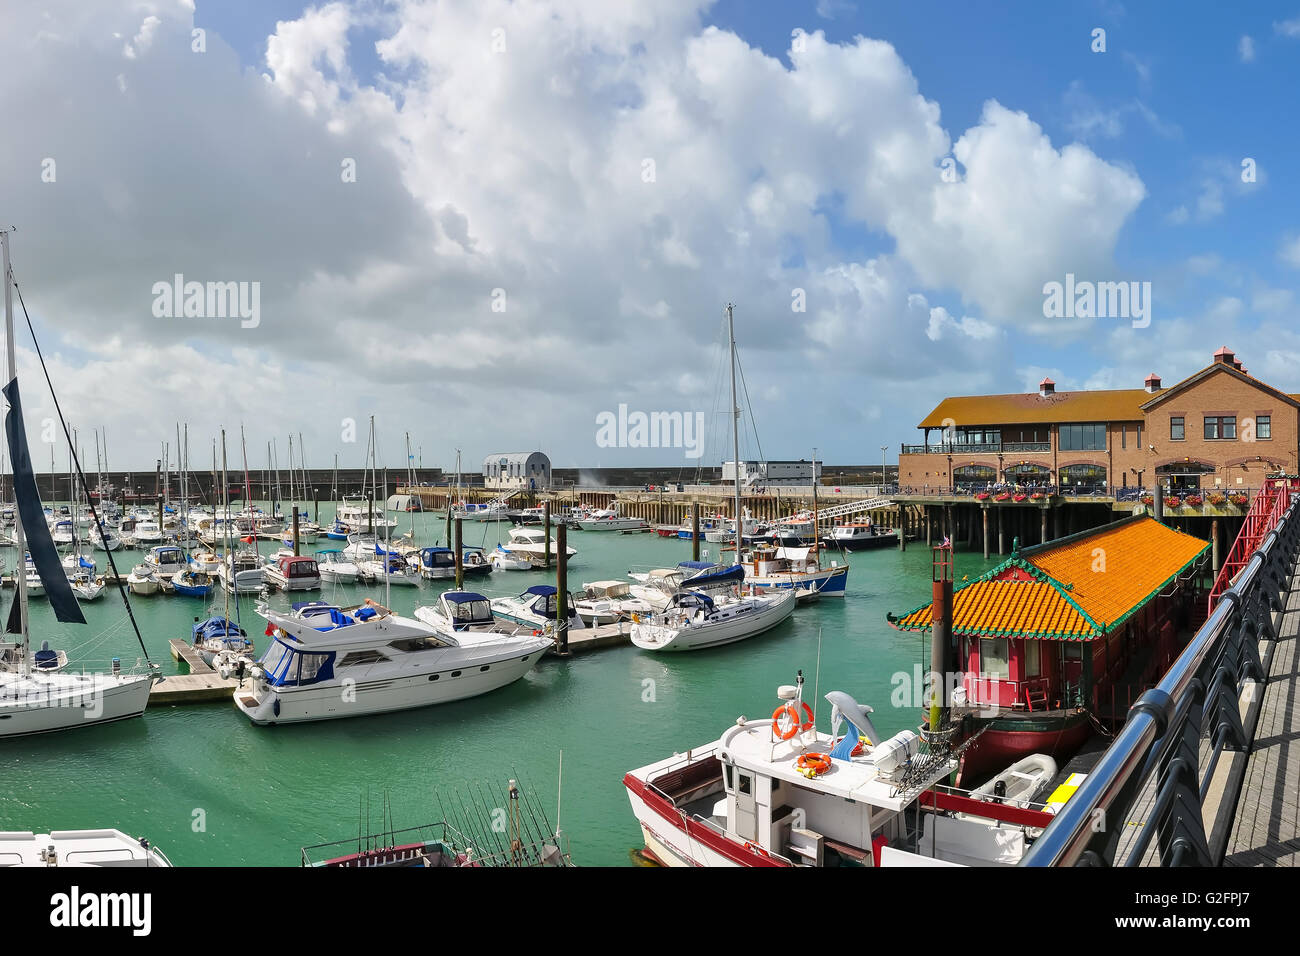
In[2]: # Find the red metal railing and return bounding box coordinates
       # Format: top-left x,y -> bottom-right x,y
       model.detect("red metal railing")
1207,476 -> 1298,612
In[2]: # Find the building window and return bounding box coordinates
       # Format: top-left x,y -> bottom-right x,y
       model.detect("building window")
1204,416 -> 1236,440
1025,641 -> 1041,677
1121,425 -> 1126,450
1058,423 -> 1106,451
1257,415 -> 1271,439
1170,416 -> 1184,441
980,638 -> 1009,679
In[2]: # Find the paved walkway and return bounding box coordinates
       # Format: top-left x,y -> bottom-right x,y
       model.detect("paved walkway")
1224,570 -> 1300,866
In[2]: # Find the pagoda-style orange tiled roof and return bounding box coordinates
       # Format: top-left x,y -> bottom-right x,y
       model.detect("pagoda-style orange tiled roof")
893,578 -> 1094,640
917,388 -> 1154,429
888,516 -> 1208,641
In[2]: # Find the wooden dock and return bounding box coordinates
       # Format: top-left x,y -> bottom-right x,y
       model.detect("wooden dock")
152,638 -> 240,704
1224,567 -> 1300,866
552,620 -> 632,654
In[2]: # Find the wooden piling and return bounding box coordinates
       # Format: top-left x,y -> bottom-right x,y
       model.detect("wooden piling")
982,507 -> 989,560
292,506 -> 300,556
543,500 -> 552,569
692,506 -> 700,561
555,523 -> 569,656
454,517 -> 464,590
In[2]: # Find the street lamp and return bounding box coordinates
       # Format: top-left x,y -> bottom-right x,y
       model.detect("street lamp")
880,445 -> 888,491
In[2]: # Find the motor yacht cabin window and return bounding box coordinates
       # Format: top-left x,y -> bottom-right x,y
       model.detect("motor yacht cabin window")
339,649 -> 390,666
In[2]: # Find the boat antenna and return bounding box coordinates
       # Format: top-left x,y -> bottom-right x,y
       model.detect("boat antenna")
6,255 -> 154,667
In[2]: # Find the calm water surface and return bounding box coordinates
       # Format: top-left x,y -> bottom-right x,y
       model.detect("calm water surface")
0,506 -> 995,865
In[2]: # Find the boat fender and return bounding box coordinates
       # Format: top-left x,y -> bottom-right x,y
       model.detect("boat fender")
272,698 -> 281,717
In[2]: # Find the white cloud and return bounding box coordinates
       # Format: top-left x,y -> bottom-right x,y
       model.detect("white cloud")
1281,235 -> 1300,268
0,1 -> 1150,465
1274,18 -> 1300,38
1239,35 -> 1255,62
122,14 -> 159,59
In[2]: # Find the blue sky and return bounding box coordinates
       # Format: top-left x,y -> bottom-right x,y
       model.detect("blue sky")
4,1 -> 1300,468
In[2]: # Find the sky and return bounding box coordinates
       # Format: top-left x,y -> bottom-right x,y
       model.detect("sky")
2,0 -> 1299,473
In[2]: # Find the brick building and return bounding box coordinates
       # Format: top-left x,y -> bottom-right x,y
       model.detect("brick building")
899,347 -> 1299,494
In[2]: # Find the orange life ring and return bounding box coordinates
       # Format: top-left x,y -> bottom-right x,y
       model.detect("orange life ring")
743,841 -> 772,858
796,752 -> 831,775
771,701 -> 814,741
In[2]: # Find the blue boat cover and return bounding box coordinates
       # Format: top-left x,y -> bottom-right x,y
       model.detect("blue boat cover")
4,378 -> 84,625
523,585 -> 556,597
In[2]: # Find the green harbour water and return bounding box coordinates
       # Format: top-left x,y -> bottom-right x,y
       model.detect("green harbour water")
0,507 -> 997,866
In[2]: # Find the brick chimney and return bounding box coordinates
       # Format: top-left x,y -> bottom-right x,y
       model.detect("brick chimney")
1213,346 -> 1235,366
1144,372 -> 1161,393
1039,377 -> 1055,397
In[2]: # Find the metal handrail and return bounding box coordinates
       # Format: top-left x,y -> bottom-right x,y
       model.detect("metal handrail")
1023,500 -> 1296,866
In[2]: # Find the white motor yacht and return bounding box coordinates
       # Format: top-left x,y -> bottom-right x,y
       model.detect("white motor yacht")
630,588 -> 797,652
234,598 -> 551,724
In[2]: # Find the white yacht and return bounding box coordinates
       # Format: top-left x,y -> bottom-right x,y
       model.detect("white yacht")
493,527 -> 576,569
573,580 -> 653,624
630,587 -> 797,652
234,598 -> 551,724
575,509 -> 648,532
314,549 -> 358,584
263,554 -> 322,591
219,549 -> 266,594
490,585 -> 586,632
89,521 -> 122,551
335,495 -> 397,535
0,829 -> 171,867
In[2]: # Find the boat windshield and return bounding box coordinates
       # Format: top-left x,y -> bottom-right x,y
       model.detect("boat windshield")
259,639 -> 335,687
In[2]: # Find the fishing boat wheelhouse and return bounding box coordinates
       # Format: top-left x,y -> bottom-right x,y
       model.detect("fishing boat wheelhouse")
887,515 -> 1208,786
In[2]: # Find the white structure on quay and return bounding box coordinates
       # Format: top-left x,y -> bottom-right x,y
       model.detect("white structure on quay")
483,452 -> 551,490
722,460 -> 821,488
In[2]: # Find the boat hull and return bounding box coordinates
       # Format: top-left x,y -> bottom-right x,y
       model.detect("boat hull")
630,592 -> 796,652
0,672 -> 151,737
623,772 -> 785,867
747,564 -> 848,597
234,648 -> 545,724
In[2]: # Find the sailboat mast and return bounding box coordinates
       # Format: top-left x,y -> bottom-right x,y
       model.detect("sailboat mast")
727,303 -> 742,566
2,230 -> 31,667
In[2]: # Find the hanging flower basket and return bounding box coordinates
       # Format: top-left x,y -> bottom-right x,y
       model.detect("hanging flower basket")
1013,493 -> 1027,502
1208,493 -> 1226,506
1165,495 -> 1181,508
1230,493 -> 1249,507
1141,494 -> 1154,506
975,492 -> 990,500
994,492 -> 1011,502
1029,492 -> 1045,500
1185,494 -> 1203,506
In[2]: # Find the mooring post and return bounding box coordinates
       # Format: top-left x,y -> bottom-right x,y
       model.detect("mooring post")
1211,517 -> 1220,574
1040,508 -> 1048,544
555,522 -> 569,655
444,500 -> 452,547
292,506 -> 300,556
543,500 -> 552,569
692,505 -> 700,561
454,517 -> 464,590
982,507 -> 989,560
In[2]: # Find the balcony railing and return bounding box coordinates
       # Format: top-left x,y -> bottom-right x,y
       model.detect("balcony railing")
900,442 -> 1051,455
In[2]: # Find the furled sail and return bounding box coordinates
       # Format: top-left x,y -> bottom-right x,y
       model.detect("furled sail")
4,378 -> 85,624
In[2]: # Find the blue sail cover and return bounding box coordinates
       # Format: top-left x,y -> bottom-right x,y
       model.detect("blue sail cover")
4,379 -> 84,624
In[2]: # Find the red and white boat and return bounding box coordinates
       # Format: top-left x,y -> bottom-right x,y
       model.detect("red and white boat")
624,673 -> 1057,867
